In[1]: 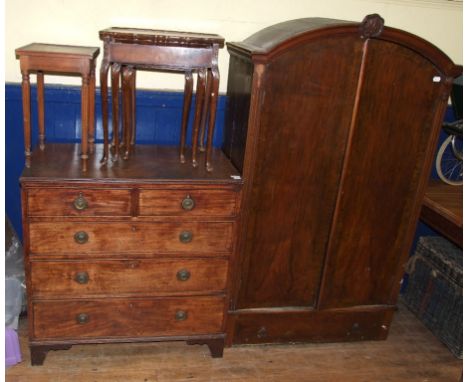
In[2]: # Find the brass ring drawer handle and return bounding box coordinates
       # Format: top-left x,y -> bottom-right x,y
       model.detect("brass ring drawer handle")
74,231 -> 89,244
181,195 -> 195,211
179,231 -> 193,243
76,313 -> 89,324
75,271 -> 89,284
176,269 -> 191,281
73,193 -> 88,211
175,310 -> 188,321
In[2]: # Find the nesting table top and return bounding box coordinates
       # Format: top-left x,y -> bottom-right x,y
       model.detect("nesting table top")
99,27 -> 224,48
15,43 -> 100,58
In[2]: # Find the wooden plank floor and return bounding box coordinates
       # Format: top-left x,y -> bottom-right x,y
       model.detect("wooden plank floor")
6,303 -> 462,382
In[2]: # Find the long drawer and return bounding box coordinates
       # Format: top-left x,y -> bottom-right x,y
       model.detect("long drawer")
26,188 -> 132,217
139,189 -> 238,217
30,258 -> 229,297
29,222 -> 234,255
32,296 -> 225,339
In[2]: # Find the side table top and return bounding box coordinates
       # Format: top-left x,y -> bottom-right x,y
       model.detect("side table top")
420,179 -> 462,248
15,43 -> 100,59
99,27 -> 224,48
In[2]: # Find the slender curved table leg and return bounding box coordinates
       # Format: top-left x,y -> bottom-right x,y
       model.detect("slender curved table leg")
191,69 -> 206,167
21,71 -> 32,167
100,57 -> 110,163
36,71 -> 45,150
131,68 -> 136,147
111,63 -> 121,160
80,74 -> 90,172
205,65 -> 219,172
179,71 -> 193,163
88,62 -> 96,154
122,66 -> 134,160
198,68 -> 212,152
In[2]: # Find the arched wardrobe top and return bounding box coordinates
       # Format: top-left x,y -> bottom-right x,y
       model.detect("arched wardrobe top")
227,14 -> 460,77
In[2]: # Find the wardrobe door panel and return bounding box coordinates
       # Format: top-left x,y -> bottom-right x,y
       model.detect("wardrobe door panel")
319,39 -> 446,308
238,35 -> 363,308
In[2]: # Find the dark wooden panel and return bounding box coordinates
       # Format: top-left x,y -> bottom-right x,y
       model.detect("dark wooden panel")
30,258 -> 228,297
227,306 -> 394,345
29,221 -> 234,255
139,188 -> 238,217
33,296 -> 224,339
27,188 -> 132,217
319,39 -> 447,309
222,53 -> 253,173
236,35 -> 363,308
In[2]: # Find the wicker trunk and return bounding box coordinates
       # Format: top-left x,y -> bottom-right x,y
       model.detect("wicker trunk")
403,236 -> 462,358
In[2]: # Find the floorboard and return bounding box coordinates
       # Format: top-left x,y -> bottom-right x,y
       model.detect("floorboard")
6,302 -> 462,382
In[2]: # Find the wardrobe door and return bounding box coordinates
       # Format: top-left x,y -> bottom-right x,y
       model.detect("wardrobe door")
237,34 -> 364,309
319,39 -> 449,309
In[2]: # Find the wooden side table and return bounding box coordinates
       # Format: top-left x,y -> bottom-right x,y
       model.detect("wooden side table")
420,180 -> 463,247
99,28 -> 224,171
15,43 -> 100,170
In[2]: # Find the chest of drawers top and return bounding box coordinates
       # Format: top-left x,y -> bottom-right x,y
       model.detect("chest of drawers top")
20,144 -> 241,186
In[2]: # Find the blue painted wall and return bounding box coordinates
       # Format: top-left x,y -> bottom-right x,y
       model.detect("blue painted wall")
5,83 -> 455,246
5,83 -> 226,240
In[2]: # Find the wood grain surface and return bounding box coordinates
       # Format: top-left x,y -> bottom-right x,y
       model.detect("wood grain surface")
6,304 -> 462,381
32,296 -> 225,339
29,221 -> 234,255
27,188 -> 132,217
222,16 -> 458,345
139,188 -> 238,217
421,179 -> 463,247
30,258 -> 228,297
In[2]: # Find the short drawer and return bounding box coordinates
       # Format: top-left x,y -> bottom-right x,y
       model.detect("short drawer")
29,222 -> 234,255
139,189 -> 238,217
30,258 -> 229,297
32,296 -> 225,339
26,188 -> 132,217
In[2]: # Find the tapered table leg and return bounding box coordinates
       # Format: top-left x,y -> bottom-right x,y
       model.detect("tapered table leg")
80,74 -> 90,172
100,57 -> 110,163
21,71 -> 32,167
122,66 -> 134,160
88,63 -> 96,154
36,71 -> 45,150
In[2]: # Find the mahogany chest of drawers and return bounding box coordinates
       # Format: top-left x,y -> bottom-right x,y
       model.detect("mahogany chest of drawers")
21,144 -> 242,365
